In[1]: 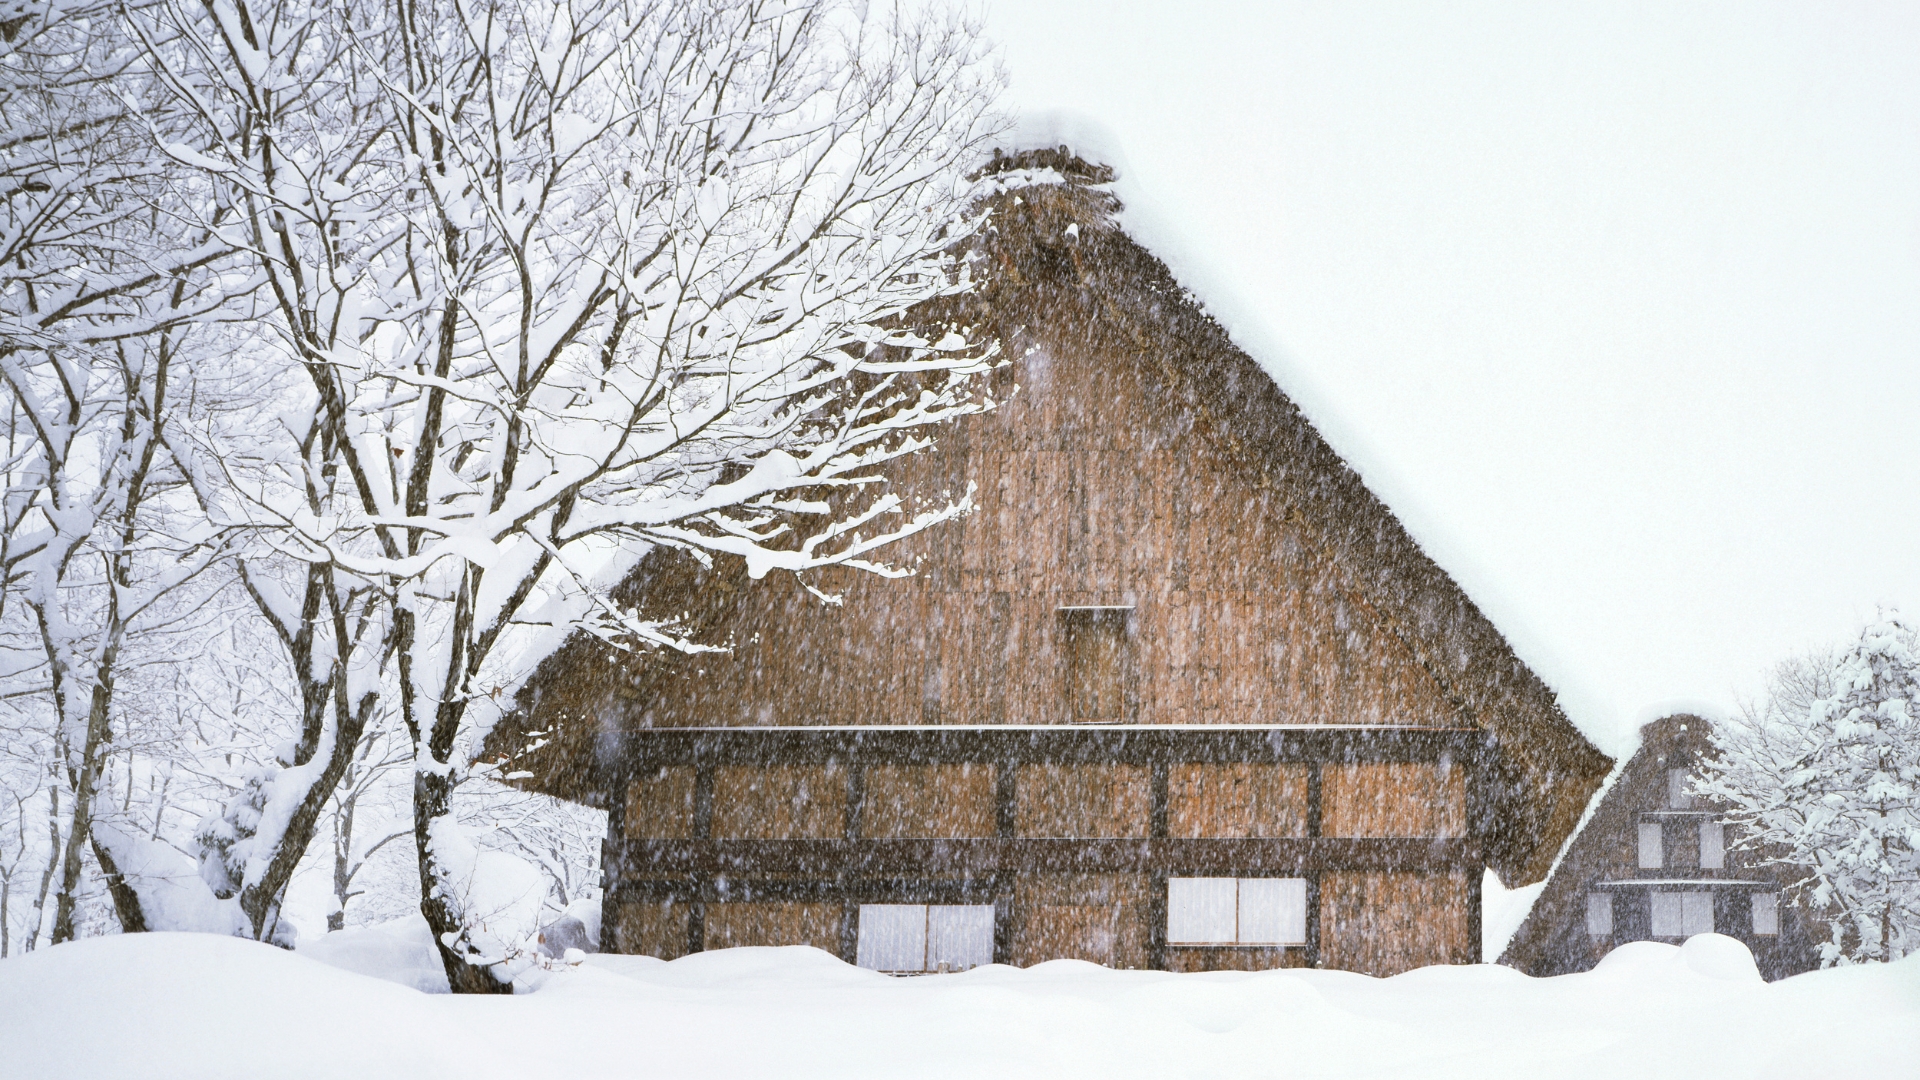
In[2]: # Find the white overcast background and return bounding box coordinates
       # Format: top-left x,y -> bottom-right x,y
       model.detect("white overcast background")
986,0 -> 1920,757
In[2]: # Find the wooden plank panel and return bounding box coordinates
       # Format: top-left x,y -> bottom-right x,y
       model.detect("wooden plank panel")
704,902 -> 841,951
711,765 -> 847,839
1062,608 -> 1129,721
1020,905 -> 1115,965
1015,764 -> 1150,838
607,899 -> 691,958
861,764 -> 997,838
625,766 -> 697,839
1166,947 -> 1309,973
1167,763 -> 1309,838
1011,873 -> 1149,968
1320,870 -> 1471,975
1322,763 -> 1468,838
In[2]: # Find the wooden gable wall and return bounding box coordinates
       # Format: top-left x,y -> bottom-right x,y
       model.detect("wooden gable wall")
588,289 -> 1464,735
493,155 -> 1612,888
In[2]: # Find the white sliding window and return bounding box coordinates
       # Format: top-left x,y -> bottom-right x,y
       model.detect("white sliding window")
857,904 -> 993,973
1651,891 -> 1714,937
1698,820 -> 1725,870
1167,878 -> 1307,946
1167,878 -> 1237,944
928,904 -> 995,971
1681,891 -> 1714,936
1668,769 -> 1694,810
1751,893 -> 1779,936
1237,879 -> 1309,945
1637,822 -> 1664,869
1585,893 -> 1614,937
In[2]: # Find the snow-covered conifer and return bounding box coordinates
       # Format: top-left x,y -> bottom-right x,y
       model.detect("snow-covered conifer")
1697,617 -> 1920,964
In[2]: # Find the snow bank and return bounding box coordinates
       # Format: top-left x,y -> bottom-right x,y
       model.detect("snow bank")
297,915 -> 450,994
3,933 -> 1915,1080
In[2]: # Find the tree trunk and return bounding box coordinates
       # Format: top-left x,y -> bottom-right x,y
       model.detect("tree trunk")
236,686 -> 377,941
415,768 -> 510,995
90,833 -> 149,934
328,780 -> 357,933
27,804 -> 58,951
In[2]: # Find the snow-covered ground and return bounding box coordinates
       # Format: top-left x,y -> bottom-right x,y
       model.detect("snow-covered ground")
3,931 -> 1914,1080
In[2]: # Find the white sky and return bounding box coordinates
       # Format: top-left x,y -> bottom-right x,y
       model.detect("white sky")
987,0 -> 1920,757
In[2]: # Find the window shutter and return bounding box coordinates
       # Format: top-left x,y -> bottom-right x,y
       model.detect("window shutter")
1167,877 -> 1237,944
1585,892 -> 1614,937
856,904 -> 929,971
1698,820 -> 1724,870
1060,608 -> 1130,721
1236,878 -> 1308,945
1681,891 -> 1714,936
1751,893 -> 1779,936
1650,891 -> 1684,936
1668,769 -> 1694,810
927,905 -> 994,971
1638,822 -> 1664,869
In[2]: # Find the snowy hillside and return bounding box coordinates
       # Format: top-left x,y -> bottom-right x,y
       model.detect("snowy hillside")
3,932 -> 1915,1080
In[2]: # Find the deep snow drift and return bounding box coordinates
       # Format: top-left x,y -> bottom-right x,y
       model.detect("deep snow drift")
3,932 -> 1916,1080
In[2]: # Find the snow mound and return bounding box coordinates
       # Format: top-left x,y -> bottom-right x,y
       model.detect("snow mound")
298,915 -> 450,993
1680,933 -> 1765,982
3,934 -> 1916,1080
1591,934 -> 1763,984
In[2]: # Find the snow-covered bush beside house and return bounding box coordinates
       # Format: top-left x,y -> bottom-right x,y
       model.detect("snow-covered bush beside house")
2,931 -> 1915,1079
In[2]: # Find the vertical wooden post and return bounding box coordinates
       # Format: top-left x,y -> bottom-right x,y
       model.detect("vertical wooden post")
995,760 -> 1017,966
1306,761 -> 1324,967
839,900 -> 861,966
1304,874 -> 1323,969
844,763 -> 865,841
993,889 -> 1015,966
689,765 -> 714,954
1465,866 -> 1483,966
1148,757 -> 1170,969
600,769 -> 629,953
1462,743 -> 1483,965
995,760 -> 1017,839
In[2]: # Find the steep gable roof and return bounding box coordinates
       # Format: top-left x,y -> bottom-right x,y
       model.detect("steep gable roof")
1499,714 -> 1820,978
485,149 -> 1612,887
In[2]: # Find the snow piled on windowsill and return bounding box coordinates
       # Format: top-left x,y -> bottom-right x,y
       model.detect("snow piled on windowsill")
4,930 -> 1915,1079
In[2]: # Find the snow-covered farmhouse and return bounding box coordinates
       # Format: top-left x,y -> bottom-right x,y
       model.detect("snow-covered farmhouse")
486,150 -> 1614,976
1500,715 -> 1821,979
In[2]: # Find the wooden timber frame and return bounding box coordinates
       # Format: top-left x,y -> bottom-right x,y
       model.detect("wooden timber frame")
603,724 -> 1488,971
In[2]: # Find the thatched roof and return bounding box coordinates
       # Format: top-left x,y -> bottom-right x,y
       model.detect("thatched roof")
482,148 -> 1612,887
1499,715 -> 1820,978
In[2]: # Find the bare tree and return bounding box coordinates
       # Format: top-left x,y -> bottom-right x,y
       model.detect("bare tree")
323,709 -> 411,931
0,0 -> 234,941
146,0 -> 1004,990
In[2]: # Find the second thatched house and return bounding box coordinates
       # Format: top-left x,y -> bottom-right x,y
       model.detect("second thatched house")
1500,715 -> 1821,979
484,149 -> 1613,977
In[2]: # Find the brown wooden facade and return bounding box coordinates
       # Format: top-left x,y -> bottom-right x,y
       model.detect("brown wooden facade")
1499,716 -> 1820,980
602,725 -> 1482,972
490,149 -> 1614,977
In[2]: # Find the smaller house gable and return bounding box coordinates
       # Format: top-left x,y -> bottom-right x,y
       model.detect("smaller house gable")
1499,715 -> 1821,980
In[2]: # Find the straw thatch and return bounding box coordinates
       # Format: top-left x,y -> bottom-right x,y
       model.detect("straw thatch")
483,148 -> 1611,888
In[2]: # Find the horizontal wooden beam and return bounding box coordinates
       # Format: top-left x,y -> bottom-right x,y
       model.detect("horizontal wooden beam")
606,725 -> 1487,775
605,836 -> 1479,879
